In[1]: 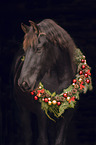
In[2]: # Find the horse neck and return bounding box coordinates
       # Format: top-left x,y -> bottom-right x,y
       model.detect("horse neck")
41,51 -> 76,94
41,69 -> 59,93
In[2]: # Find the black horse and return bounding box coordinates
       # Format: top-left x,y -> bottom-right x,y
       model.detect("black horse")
13,19 -> 77,145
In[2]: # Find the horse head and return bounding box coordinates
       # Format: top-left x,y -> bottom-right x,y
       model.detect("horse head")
18,19 -> 76,93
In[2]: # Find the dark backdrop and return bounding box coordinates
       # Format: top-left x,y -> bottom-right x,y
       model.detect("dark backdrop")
0,0 -> 96,145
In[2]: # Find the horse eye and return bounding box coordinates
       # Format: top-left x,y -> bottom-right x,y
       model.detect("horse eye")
36,47 -> 42,53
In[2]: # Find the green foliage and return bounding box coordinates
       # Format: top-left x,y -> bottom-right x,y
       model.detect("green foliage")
63,85 -> 73,93
39,82 -> 44,88
69,101 -> 76,108
41,101 -> 48,111
58,102 -> 69,117
51,92 -> 56,97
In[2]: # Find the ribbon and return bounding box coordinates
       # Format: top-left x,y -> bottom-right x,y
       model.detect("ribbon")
86,69 -> 91,75
80,82 -> 85,90
69,96 -> 75,103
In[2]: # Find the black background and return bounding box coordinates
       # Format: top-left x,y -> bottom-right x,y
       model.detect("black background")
0,0 -> 96,145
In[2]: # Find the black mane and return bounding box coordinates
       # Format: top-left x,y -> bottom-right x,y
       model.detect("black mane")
38,19 -> 76,74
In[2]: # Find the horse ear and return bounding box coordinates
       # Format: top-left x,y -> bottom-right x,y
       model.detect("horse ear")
29,20 -> 39,34
21,23 -> 30,33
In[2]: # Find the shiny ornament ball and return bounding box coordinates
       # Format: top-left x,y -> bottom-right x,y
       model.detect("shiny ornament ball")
48,101 -> 52,105
31,91 -> 34,95
82,65 -> 85,69
86,79 -> 90,84
79,71 -> 83,75
44,98 -> 48,103
42,98 -> 45,101
48,98 -> 51,101
78,78 -> 82,82
83,55 -> 85,59
81,59 -> 85,63
73,79 -> 77,83
39,86 -> 42,89
34,96 -> 38,100
67,97 -> 70,101
63,93 -> 67,97
57,102 -> 61,106
52,100 -> 57,105
72,83 -> 75,86
38,93 -> 41,97
84,73 -> 88,77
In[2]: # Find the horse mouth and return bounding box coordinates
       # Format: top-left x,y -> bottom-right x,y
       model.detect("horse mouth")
27,80 -> 39,92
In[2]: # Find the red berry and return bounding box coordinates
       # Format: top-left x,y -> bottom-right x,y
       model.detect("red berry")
86,79 -> 90,84
73,79 -> 77,83
84,73 -> 88,78
57,102 -> 61,106
44,98 -> 48,103
82,65 -> 85,69
79,71 -> 83,75
81,59 -> 85,63
63,93 -> 67,97
31,91 -> 34,95
34,96 -> 38,100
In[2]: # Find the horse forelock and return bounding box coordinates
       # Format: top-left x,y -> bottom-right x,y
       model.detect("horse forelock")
23,31 -> 38,52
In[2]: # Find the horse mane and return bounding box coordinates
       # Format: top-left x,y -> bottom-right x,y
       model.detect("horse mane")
38,19 -> 76,75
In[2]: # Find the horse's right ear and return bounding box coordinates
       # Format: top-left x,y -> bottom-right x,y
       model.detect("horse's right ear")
21,23 -> 30,33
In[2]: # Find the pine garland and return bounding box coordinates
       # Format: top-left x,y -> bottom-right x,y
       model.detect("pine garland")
29,48 -> 93,119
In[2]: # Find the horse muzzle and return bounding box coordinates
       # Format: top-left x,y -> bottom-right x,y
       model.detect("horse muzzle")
18,78 -> 31,91
18,78 -> 37,92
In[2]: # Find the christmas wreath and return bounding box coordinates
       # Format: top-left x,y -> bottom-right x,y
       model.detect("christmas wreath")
22,48 -> 93,120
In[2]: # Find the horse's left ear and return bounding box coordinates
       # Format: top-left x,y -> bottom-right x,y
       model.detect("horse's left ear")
21,23 -> 30,33
29,20 -> 39,35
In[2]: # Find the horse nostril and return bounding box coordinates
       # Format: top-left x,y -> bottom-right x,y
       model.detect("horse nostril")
21,81 -> 30,90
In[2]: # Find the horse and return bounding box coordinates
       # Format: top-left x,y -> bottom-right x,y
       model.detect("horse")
12,19 -> 77,145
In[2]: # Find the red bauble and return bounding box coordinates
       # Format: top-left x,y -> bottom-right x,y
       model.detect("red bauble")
31,91 -> 34,95
63,93 -> 67,97
57,102 -> 61,106
86,79 -> 90,84
44,98 -> 48,103
82,65 -> 86,69
73,79 -> 77,83
81,59 -> 85,63
79,71 -> 83,75
34,96 -> 38,100
84,73 -> 88,78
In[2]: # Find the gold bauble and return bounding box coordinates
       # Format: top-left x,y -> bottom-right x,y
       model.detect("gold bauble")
52,100 -> 57,105
48,101 -> 52,105
78,78 -> 82,82
38,93 -> 41,97
67,97 -> 70,101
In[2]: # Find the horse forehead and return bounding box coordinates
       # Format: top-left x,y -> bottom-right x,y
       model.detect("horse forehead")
23,32 -> 38,51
